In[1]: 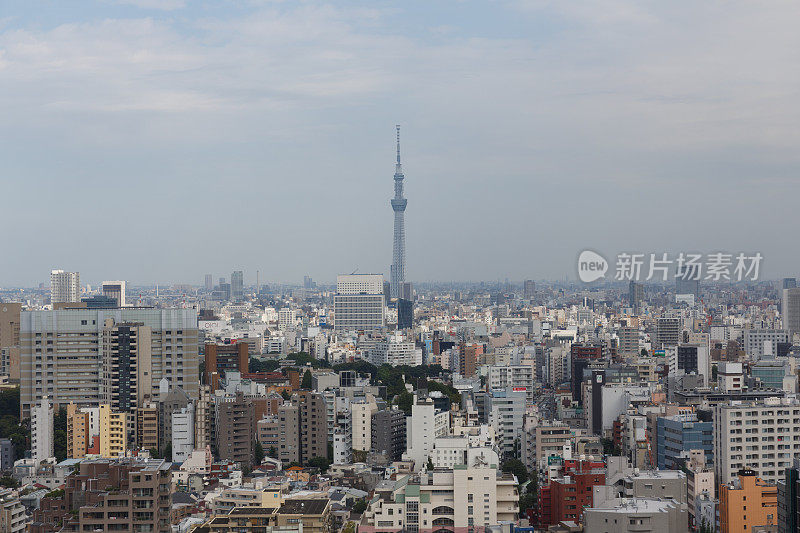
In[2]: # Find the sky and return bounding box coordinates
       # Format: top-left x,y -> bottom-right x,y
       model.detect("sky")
1,0 -> 799,287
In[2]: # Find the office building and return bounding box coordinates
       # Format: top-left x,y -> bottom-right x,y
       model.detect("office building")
713,397 -> 800,485
618,326 -> 639,358
204,342 -> 248,389
584,498 -> 688,533
669,343 -> 711,387
19,307 -> 199,419
231,270 -> 244,301
369,334 -> 421,366
205,274 -> 213,291
656,413 -> 713,470
656,318 -> 682,348
100,280 -> 126,307
389,125 -> 408,300
351,396 -> 379,452
0,439 -> 13,472
720,469 -> 778,533
783,288 -> 800,337
396,298 -> 413,329
744,329 -> 790,359
333,274 -> 385,332
777,459 -> 799,533
31,397 -> 53,464
216,393 -> 255,468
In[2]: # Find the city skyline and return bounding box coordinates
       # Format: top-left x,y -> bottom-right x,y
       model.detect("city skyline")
2,2 -> 800,285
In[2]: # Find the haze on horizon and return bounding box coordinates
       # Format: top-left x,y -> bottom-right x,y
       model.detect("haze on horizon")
2,0 -> 799,287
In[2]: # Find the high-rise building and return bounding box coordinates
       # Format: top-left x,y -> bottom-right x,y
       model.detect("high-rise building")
618,326 -> 639,358
204,274 -> 213,291
656,317 -> 682,348
714,397 -> 800,485
20,308 -> 199,419
50,270 -> 80,303
0,487 -> 26,533
98,404 -> 127,458
231,270 -> 244,301
783,278 -> 797,290
396,298 -> 413,329
628,280 -> 644,312
371,407 -> 407,461
656,413 -> 713,470
0,303 -> 20,381
390,125 -> 407,300
777,458 -> 799,533
676,265 -> 700,298
101,280 -> 126,307
31,397 -> 53,464
333,274 -> 385,332
524,279 -> 536,300
171,404 -> 194,463
782,288 -> 800,337
277,391 -> 329,464
216,392 -> 255,468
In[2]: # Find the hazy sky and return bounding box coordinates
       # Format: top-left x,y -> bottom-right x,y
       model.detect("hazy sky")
2,1 -> 799,286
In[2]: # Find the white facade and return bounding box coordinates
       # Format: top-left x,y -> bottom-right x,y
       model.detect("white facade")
488,388 -> 526,458
278,308 -> 296,331
172,404 -> 195,463
336,274 -> 384,295
743,329 -> 790,359
31,397 -> 53,464
333,429 -> 351,465
403,395 -> 450,471
351,396 -> 378,452
487,365 -> 534,403
369,335 -> 422,366
50,270 -> 80,303
713,396 -> 800,485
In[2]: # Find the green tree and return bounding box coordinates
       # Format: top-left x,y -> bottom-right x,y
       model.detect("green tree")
301,369 -> 313,390
0,388 -> 30,460
268,446 -> 277,458
149,448 -> 161,459
53,407 -> 67,462
501,458 -> 529,485
0,476 -> 19,488
351,499 -> 367,514
254,441 -> 265,465
163,443 -> 172,461
307,456 -> 331,473
249,358 -> 280,372
396,391 -> 414,414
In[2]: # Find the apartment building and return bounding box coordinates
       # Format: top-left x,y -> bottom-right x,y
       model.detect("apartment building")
719,469 -> 778,533
20,307 -> 199,419
714,396 -> 800,485
487,365 -> 534,403
362,466 -> 519,531
216,393 -> 255,469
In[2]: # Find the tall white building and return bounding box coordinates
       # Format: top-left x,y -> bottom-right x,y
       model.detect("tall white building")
487,365 -> 534,403
101,281 -> 126,307
403,394 -> 450,471
278,308 -> 296,331
488,388 -> 526,458
172,404 -> 195,463
713,396 -> 800,485
334,274 -> 385,332
50,270 -> 80,304
351,395 -> 379,452
31,397 -> 53,464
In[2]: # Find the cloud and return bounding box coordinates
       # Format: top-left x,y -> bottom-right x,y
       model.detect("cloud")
110,0 -> 186,10
1,1 -> 799,283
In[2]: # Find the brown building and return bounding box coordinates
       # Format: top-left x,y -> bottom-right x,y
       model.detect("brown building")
277,391 -> 328,465
216,392 -> 255,468
459,342 -> 483,378
31,458 -> 171,533
204,342 -> 248,390
137,401 -> 159,451
0,303 -> 20,381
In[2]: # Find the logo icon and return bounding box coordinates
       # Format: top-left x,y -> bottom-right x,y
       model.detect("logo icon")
578,250 -> 608,283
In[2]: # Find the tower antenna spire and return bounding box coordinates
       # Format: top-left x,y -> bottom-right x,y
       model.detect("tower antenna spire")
396,124 -> 401,165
